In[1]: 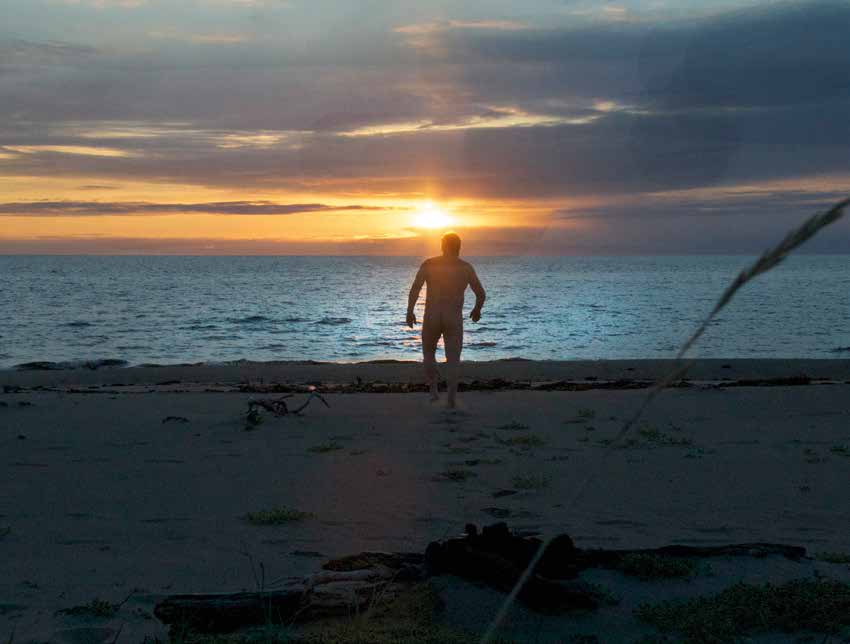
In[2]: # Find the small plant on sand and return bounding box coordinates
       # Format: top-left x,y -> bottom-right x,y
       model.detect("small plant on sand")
830,444 -> 850,457
308,440 -> 343,454
496,433 -> 546,448
635,578 -> 850,642
587,582 -> 621,606
496,421 -> 530,431
577,408 -> 596,420
568,636 -> 600,644
439,446 -> 473,455
803,448 -> 827,464
684,447 -> 716,459
512,474 -> 550,490
817,551 -> 850,564
636,424 -> 693,447
615,554 -> 701,580
0,526 -> 10,539
244,407 -> 264,431
56,591 -> 134,618
244,507 -> 314,525
435,468 -> 477,482
296,583 -> 496,644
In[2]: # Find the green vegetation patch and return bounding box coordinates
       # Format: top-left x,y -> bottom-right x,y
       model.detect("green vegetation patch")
244,407 -> 264,431
244,507 -> 314,525
308,441 -> 343,454
496,433 -> 546,448
817,551 -> 850,564
435,468 -> 477,482
635,578 -> 850,642
512,474 -> 551,490
56,598 -> 119,618
635,424 -> 693,447
615,554 -> 700,580
297,584 -> 488,644
495,421 -> 530,431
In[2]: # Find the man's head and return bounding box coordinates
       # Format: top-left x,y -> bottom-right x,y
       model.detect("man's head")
441,232 -> 461,257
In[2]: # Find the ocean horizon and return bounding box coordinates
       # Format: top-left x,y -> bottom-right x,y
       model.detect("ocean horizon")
3,254 -> 850,369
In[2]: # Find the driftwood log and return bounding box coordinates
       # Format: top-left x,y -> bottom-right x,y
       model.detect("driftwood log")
154,556 -> 425,633
154,523 -> 807,633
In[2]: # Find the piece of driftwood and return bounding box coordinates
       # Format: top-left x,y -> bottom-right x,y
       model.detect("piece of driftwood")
424,523 -> 807,612
154,553 -> 424,633
425,523 -> 596,614
154,524 -> 807,632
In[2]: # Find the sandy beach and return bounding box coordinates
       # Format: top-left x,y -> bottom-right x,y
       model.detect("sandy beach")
2,359 -> 850,642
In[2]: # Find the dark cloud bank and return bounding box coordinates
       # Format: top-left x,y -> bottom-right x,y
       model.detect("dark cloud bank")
1,0 -> 849,252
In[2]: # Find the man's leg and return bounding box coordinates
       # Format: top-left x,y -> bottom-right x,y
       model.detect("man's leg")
421,313 -> 440,401
443,314 -> 463,409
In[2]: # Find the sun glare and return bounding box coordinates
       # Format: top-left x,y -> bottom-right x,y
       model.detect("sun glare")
413,203 -> 454,229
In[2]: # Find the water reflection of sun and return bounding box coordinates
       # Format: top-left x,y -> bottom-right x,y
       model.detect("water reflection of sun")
412,202 -> 454,229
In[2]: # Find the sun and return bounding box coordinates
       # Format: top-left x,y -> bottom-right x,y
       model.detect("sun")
413,202 -> 454,229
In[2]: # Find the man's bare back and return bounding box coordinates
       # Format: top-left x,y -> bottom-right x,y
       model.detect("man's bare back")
407,233 -> 486,408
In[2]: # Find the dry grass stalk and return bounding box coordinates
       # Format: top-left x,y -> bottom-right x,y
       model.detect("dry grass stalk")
479,197 -> 849,644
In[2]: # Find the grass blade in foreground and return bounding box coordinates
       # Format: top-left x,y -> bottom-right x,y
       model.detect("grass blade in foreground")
618,197 -> 850,436
479,197 -> 850,644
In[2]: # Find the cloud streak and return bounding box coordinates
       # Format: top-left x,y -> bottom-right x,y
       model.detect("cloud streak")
0,200 -> 392,216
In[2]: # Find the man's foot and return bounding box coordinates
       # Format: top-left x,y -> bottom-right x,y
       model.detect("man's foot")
429,383 -> 440,402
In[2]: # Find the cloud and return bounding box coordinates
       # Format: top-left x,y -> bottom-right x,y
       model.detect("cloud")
394,20 -> 528,34
55,0 -> 146,7
1,1 -> 848,222
4,145 -> 138,158
147,30 -> 251,45
0,200 -> 392,216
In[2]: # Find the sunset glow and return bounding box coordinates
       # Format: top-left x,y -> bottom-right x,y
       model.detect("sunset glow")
412,203 -> 454,230
1,1 -> 849,254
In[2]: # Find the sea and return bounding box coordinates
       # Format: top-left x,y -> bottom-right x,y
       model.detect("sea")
2,255 -> 850,369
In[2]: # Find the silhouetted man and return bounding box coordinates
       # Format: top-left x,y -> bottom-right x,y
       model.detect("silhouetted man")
407,232 -> 486,408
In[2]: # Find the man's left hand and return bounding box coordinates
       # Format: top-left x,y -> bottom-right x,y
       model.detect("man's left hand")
470,308 -> 481,323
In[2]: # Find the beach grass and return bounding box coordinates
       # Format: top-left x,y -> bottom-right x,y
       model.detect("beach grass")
512,474 -> 550,490
296,584 -> 492,644
635,578 -> 850,642
437,468 -> 477,482
496,433 -> 546,448
495,421 -> 530,431
56,598 -> 118,618
615,554 -> 702,580
244,508 -> 314,525
830,444 -> 850,457
817,552 -> 850,564
308,441 -> 343,454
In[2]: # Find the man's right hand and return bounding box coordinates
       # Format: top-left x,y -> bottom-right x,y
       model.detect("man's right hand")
406,311 -> 417,328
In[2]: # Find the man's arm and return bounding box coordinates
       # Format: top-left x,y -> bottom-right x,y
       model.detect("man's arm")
468,265 -> 486,322
407,262 -> 426,327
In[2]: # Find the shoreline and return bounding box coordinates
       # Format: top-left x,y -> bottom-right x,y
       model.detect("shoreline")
3,358 -> 850,389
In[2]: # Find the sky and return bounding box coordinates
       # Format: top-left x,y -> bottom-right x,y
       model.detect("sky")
0,0 -> 848,255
